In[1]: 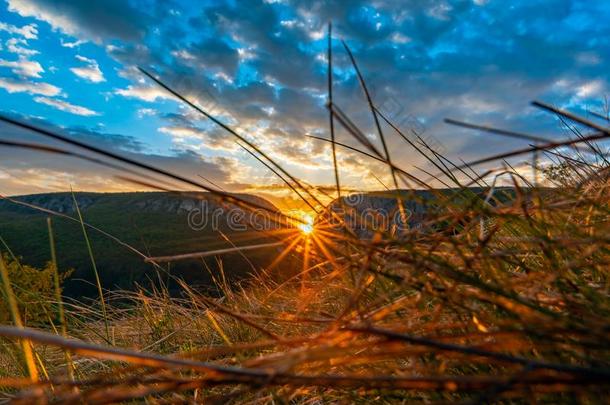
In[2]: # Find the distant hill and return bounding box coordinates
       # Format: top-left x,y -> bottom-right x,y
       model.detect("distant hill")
0,189 -> 521,298
323,188 -> 518,238
0,192 -> 293,298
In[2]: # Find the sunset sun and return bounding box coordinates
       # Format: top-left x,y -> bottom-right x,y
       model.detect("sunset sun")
297,214 -> 314,235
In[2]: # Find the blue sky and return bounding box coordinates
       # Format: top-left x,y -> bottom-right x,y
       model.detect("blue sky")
0,0 -> 608,206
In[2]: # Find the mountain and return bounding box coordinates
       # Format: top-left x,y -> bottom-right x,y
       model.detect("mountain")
0,192 -> 293,297
0,188 -> 520,298
323,188 -> 517,238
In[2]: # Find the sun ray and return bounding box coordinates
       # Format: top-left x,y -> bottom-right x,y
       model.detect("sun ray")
310,233 -> 339,268
265,233 -> 303,272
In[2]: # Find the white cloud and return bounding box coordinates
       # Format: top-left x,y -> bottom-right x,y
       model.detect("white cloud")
576,80 -> 604,99
237,48 -> 255,61
0,56 -> 44,78
172,49 -> 196,61
280,20 -> 298,28
308,29 -> 325,40
0,77 -> 60,96
159,126 -> 203,140
553,78 -> 606,101
34,96 -> 100,116
0,22 -> 38,39
115,85 -> 170,102
6,37 -> 39,56
159,126 -> 236,151
70,55 -> 105,83
60,38 -> 85,48
427,2 -> 452,20
137,108 -> 156,118
391,32 -> 411,44
7,0 -> 80,39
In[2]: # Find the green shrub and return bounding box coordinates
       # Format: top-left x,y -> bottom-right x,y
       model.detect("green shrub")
0,253 -> 71,325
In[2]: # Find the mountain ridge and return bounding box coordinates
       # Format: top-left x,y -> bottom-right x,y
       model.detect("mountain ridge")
0,191 -> 288,298
2,191 -> 279,215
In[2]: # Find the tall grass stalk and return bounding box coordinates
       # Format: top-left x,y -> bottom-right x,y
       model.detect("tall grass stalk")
70,189 -> 110,342
47,217 -> 75,381
0,255 -> 38,382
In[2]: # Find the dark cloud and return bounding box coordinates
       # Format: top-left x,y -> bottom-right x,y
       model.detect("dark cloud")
176,37 -> 240,77
7,0 -> 156,42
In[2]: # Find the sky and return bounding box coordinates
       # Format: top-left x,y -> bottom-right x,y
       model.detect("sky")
0,0 -> 608,208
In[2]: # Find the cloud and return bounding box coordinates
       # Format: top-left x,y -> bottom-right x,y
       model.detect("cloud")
159,126 -> 202,140
173,37 -> 240,77
0,56 -> 44,77
70,55 -> 105,83
391,32 -> 411,44
34,96 -> 100,116
115,85 -> 171,102
136,108 -> 156,118
0,77 -> 60,96
0,22 -> 38,39
6,0 -> 149,42
6,37 -> 39,56
159,125 -> 238,152
427,2 -> 453,20
575,80 -> 604,99
0,113 -> 235,196
60,38 -> 85,48
0,167 -> 137,195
